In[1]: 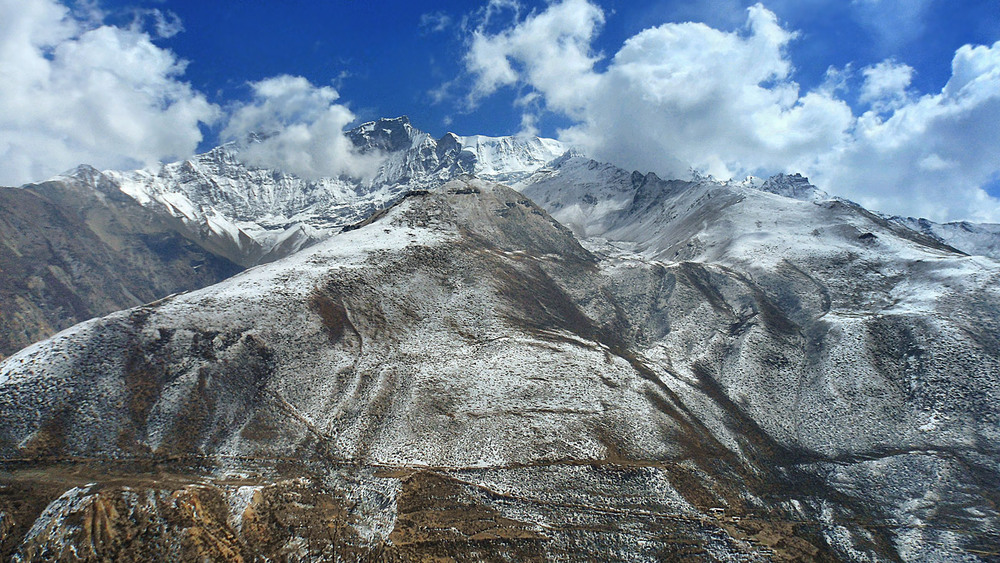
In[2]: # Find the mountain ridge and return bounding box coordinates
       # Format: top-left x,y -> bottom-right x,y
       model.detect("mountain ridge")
1,117 -> 993,362
29,117 -> 998,269
1,118 -> 999,561
2,174 -> 999,559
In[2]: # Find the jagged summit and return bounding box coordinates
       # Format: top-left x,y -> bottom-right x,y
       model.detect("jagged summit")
349,115 -> 418,153
53,119 -> 569,269
737,172 -> 829,202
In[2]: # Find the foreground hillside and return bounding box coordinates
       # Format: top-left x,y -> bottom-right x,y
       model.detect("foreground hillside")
1,178 -> 997,561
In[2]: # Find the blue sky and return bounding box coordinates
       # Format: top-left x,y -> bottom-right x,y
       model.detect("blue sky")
2,0 -> 1000,221
112,0 -> 998,140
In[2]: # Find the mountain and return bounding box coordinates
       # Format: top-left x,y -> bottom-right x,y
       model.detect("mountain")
737,173 -> 829,202
0,118 -> 567,358
104,116 -> 567,267
1,167 -> 998,561
892,216 -> 1000,260
353,116 -> 567,187
5,118 -> 995,362
0,167 -> 243,360
2,116 -> 1000,560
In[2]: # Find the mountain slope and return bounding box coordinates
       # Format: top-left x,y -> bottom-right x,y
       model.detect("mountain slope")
522,156 -> 1000,560
0,169 -> 243,359
893,216 -> 1000,260
1,178 -> 997,561
0,118 -> 567,359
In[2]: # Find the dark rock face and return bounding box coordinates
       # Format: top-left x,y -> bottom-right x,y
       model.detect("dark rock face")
1,179 -> 997,561
755,172 -> 826,201
0,176 -> 243,359
349,116 -> 416,154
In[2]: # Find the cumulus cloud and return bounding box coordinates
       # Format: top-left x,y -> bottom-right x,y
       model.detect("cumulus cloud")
465,0 -> 604,108
222,75 -> 383,180
466,1 -> 853,180
0,1 -> 378,185
816,42 -> 1000,221
0,0 -> 219,186
460,0 -> 1000,221
859,60 -> 913,109
567,5 -> 857,180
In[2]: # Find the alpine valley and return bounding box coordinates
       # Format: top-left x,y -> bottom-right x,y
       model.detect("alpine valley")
0,117 -> 998,562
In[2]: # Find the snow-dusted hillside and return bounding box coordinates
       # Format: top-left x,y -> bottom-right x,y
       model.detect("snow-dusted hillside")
2,178 -> 999,561
893,216 -> 1000,260
3,117 -> 1000,561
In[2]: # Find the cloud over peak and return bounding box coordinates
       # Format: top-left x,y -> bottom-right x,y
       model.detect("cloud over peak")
222,75 -> 384,181
0,1 -> 386,186
459,0 -> 1000,222
466,2 -> 852,180
3,0 -> 998,222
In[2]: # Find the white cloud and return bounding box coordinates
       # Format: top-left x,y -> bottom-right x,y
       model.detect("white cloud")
815,42 -> 1000,221
859,60 -> 913,109
819,64 -> 854,96
0,0 -> 219,186
141,9 -> 184,39
564,5 -> 858,180
518,112 -> 540,136
222,75 -> 384,181
0,1 -> 378,185
465,0 -> 604,108
420,11 -> 452,34
466,2 -> 853,180
460,0 -> 1000,221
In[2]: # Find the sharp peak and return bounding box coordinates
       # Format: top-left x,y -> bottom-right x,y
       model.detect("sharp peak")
66,163 -> 103,175
765,171 -> 812,183
45,163 -> 111,184
354,115 -> 412,129
631,169 -> 664,184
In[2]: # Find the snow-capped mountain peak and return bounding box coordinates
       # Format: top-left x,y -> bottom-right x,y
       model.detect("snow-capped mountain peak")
349,115 -> 426,154
452,133 -> 566,182
32,118 -> 1000,273
736,172 -> 829,202
57,118 -> 570,267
